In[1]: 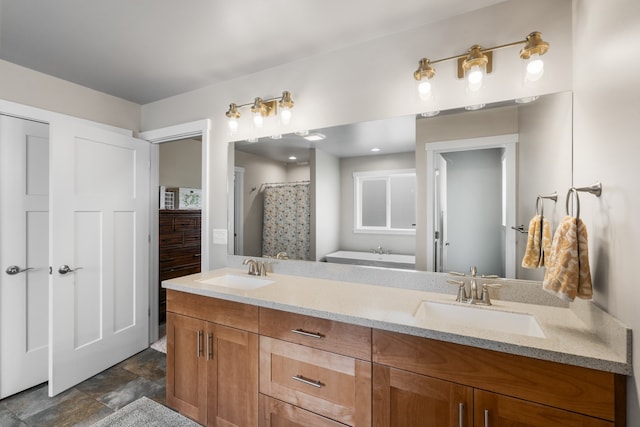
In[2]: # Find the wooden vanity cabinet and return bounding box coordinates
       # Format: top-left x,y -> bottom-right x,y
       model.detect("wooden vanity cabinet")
166,290 -> 259,427
259,308 -> 372,427
372,329 -> 625,427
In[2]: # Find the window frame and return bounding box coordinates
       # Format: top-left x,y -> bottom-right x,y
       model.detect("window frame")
353,168 -> 416,235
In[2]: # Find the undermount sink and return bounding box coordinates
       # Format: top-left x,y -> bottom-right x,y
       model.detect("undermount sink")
413,301 -> 545,338
198,274 -> 275,290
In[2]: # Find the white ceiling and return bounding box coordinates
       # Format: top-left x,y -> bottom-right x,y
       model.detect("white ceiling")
0,0 -> 506,104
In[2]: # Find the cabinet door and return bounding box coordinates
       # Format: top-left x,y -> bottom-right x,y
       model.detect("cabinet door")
207,323 -> 259,427
373,364 -> 473,427
166,313 -> 207,424
474,390 -> 613,427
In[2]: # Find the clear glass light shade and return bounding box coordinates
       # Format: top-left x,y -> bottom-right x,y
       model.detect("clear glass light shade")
417,80 -> 432,100
465,64 -> 485,92
280,106 -> 292,125
227,117 -> 239,134
253,112 -> 264,128
524,53 -> 545,82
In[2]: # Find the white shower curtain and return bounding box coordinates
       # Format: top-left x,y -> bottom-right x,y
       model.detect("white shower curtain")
262,182 -> 311,260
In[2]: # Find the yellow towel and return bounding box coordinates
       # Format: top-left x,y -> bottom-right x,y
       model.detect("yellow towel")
543,216 -> 593,302
521,214 -> 552,268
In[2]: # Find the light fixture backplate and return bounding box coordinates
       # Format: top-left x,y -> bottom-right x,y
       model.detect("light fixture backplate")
457,50 -> 493,79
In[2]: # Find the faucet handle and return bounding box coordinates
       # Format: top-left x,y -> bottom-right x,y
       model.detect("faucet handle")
447,279 -> 467,302
481,274 -> 500,279
448,271 -> 466,277
480,283 -> 502,305
258,261 -> 271,276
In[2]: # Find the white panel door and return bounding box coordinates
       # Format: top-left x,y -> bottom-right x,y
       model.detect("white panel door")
48,120 -> 149,396
0,116 -> 50,399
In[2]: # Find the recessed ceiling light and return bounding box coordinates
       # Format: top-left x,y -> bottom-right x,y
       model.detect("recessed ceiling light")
371,148 -> 381,152
515,96 -> 539,104
464,104 -> 486,111
420,110 -> 440,117
288,156 -> 297,160
304,133 -> 326,141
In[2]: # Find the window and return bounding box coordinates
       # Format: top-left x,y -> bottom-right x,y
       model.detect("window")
353,169 -> 416,234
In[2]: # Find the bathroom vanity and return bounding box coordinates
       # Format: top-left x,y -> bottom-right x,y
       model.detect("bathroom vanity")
163,267 -> 630,426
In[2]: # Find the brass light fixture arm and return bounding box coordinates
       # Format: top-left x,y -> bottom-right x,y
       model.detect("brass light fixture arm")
415,31 -> 548,80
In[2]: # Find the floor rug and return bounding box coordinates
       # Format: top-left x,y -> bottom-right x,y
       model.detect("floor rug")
90,397 -> 199,427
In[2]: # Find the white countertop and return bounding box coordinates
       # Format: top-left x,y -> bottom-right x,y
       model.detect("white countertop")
163,267 -> 632,375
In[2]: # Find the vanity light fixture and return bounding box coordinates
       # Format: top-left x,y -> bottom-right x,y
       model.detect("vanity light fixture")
414,31 -> 550,97
225,90 -> 295,134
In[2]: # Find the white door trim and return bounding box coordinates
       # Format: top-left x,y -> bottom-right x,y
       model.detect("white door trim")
139,119 -> 210,342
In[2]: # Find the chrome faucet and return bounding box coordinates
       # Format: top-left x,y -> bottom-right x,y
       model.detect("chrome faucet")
275,251 -> 288,260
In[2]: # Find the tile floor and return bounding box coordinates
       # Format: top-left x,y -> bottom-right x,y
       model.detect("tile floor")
0,346 -> 167,427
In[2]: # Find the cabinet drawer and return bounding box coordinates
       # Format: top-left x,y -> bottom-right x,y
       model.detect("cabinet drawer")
260,308 -> 371,360
260,336 -> 371,427
159,263 -> 201,281
259,394 -> 345,427
166,290 -> 259,333
174,214 -> 200,231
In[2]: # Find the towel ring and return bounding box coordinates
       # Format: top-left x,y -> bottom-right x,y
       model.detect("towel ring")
565,188 -> 581,218
535,196 -> 544,216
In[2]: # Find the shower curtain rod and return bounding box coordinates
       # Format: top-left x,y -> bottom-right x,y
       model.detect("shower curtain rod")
262,180 -> 310,187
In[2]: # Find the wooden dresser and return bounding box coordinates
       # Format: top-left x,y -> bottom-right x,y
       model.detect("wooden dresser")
158,210 -> 201,323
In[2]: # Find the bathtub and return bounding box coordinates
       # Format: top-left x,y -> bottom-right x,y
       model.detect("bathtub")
324,250 -> 415,270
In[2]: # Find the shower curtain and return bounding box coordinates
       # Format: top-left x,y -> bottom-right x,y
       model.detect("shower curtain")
262,182 -> 311,260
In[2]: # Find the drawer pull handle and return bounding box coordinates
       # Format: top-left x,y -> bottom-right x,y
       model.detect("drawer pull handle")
459,402 -> 464,427
291,329 -> 324,339
292,375 -> 324,388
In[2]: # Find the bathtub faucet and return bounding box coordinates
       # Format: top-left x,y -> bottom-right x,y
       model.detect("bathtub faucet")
371,246 -> 390,255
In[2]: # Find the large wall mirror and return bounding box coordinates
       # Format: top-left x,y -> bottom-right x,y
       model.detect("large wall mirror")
228,91 -> 572,280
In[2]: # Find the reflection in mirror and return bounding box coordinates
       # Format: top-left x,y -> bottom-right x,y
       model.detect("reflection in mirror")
229,91 -> 572,279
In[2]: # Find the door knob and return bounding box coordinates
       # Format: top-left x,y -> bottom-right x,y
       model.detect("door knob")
58,265 -> 82,275
5,265 -> 34,275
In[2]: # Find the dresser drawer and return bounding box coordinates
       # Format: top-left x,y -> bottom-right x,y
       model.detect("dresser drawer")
259,336 -> 371,426
260,308 -> 371,360
259,394 -> 345,427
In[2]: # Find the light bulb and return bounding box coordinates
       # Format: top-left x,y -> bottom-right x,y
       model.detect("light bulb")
227,117 -> 238,134
417,80 -> 432,100
525,53 -> 544,82
253,112 -> 264,128
280,107 -> 292,125
466,64 -> 485,92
